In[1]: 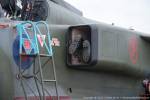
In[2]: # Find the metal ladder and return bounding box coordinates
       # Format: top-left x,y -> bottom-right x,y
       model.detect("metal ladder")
17,21 -> 59,100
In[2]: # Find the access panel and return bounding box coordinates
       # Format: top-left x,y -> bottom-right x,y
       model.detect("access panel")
66,25 -> 98,67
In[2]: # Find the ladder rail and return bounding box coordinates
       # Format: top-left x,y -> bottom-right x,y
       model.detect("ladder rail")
17,21 -> 39,55
19,54 -> 28,100
35,77 -> 53,97
35,57 -> 51,75
37,55 -> 46,100
35,21 -> 53,56
17,21 -> 59,100
51,55 -> 59,100
24,79 -> 37,97
33,58 -> 43,100
35,21 -> 59,100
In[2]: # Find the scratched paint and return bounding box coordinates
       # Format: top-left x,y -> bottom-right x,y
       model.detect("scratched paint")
51,38 -> 60,46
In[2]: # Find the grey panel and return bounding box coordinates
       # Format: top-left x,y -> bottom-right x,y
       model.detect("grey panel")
50,0 -> 83,16
101,30 -> 117,60
117,32 -> 129,63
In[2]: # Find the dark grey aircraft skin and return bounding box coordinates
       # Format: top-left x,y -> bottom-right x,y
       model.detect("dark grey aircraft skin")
0,0 -> 150,100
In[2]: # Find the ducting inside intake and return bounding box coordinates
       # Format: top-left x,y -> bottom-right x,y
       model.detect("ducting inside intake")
67,25 -> 98,67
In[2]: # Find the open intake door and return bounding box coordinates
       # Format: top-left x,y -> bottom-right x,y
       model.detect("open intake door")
66,25 -> 98,67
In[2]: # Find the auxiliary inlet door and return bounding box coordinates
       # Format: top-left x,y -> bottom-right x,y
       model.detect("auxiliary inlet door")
66,25 -> 98,67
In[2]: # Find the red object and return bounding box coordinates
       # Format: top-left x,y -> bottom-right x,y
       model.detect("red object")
24,39 -> 31,49
0,24 -> 9,29
128,36 -> 138,64
21,51 -> 28,61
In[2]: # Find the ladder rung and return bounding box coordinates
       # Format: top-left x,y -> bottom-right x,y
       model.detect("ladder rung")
20,53 -> 37,57
39,54 -> 52,57
43,80 -> 56,82
20,53 -> 52,57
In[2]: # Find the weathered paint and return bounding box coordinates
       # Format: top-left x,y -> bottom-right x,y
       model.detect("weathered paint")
0,0 -> 150,99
